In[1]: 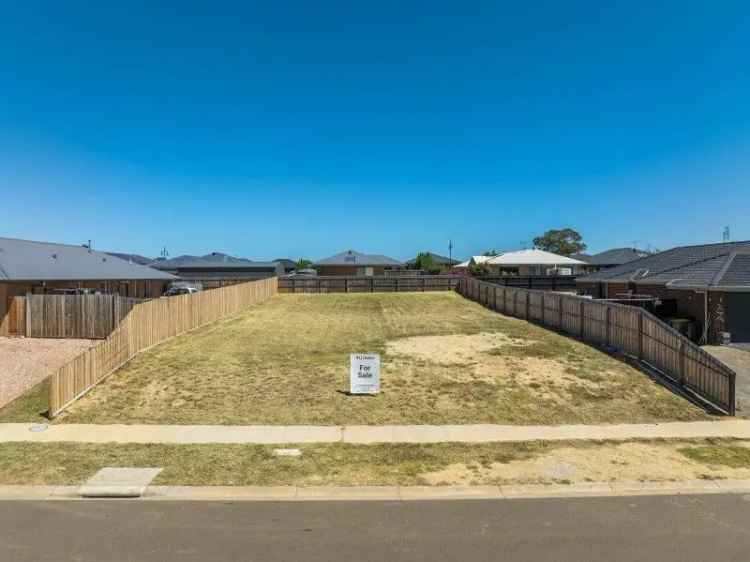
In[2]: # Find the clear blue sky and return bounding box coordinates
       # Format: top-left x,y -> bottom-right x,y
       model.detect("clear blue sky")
1,1 -> 748,261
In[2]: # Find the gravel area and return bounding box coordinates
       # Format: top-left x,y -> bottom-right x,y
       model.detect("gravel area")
0,338 -> 96,408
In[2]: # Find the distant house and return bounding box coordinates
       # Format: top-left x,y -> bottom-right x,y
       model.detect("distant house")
313,250 -> 403,276
152,252 -> 283,287
273,258 -> 298,273
483,249 -> 586,276
573,248 -> 651,273
405,252 -> 461,272
105,252 -> 155,266
453,256 -> 492,270
0,237 -> 175,334
576,241 -> 750,343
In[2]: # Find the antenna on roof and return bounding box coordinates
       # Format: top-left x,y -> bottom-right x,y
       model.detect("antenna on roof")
86,239 -> 92,253
160,246 -> 169,259
723,226 -> 730,243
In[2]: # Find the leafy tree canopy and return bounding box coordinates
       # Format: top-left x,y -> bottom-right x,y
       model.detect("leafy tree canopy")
532,228 -> 587,256
413,252 -> 440,273
295,258 -> 313,269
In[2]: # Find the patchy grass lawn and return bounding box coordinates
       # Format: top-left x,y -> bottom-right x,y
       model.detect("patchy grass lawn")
0,439 -> 748,486
7,292 -> 708,425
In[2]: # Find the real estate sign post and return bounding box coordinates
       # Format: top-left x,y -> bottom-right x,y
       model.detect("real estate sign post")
350,353 -> 380,394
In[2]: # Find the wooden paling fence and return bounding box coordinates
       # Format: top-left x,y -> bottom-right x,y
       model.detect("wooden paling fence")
459,277 -> 736,415
25,294 -> 142,339
279,275 -> 461,293
476,275 -> 578,291
48,277 -> 278,417
1,296 -> 26,336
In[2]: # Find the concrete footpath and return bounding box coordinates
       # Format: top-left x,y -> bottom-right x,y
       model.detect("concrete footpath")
2,419 -> 750,444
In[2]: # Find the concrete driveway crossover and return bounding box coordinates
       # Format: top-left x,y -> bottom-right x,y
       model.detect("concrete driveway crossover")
704,345 -> 750,417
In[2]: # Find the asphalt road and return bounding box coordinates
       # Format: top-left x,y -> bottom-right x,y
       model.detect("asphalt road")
2,494 -> 750,561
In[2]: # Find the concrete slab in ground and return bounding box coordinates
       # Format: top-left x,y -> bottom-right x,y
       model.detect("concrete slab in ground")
704,345 -> 750,416
79,468 -> 162,498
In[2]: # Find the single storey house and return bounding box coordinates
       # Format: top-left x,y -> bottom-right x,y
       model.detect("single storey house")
152,252 -> 284,288
573,247 -> 651,273
483,249 -> 586,276
0,236 -> 175,334
576,241 -> 750,344
313,250 -> 403,276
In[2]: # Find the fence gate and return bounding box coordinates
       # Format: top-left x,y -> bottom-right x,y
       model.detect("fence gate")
25,294 -> 140,339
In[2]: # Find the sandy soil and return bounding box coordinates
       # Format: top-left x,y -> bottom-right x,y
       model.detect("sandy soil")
0,337 -> 96,408
421,441 -> 750,485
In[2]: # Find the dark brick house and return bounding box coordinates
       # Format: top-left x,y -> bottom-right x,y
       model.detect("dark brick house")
576,241 -> 750,344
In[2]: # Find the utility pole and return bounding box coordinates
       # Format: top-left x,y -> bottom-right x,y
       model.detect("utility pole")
723,227 -> 730,242
448,239 -> 453,265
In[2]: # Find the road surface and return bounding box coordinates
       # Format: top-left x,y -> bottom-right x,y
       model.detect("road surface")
2,494 -> 750,561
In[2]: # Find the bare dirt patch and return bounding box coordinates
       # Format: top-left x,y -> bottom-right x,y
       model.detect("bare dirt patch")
386,332 -> 529,364
420,441 -> 750,485
387,332 -> 607,402
0,337 -> 96,408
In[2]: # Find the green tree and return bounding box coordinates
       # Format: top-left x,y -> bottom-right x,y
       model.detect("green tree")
532,228 -> 587,256
295,258 -> 313,269
482,249 -> 500,256
412,252 -> 440,274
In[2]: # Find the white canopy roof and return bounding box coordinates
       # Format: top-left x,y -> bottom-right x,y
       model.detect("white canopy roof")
454,256 -> 492,268
486,249 -> 586,267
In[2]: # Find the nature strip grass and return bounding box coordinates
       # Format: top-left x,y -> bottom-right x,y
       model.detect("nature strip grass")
1,439 -> 749,487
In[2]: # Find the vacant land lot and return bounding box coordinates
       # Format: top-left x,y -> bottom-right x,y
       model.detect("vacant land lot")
32,292 -> 707,425
0,439 -> 746,486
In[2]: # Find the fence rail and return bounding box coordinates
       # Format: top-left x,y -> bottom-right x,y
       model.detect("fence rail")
278,275 -> 461,293
476,275 -> 578,291
459,277 -> 736,415
25,294 -> 143,339
48,277 -> 278,417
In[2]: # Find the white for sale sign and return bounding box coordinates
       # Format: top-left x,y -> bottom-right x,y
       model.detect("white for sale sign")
350,353 -> 381,394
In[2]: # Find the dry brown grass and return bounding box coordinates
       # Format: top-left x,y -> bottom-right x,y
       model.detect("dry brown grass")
42,292 -> 709,425
0,439 -> 747,486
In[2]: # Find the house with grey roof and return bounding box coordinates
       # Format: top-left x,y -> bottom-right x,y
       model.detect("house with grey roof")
576,241 -> 750,343
0,237 -> 176,335
151,252 -> 283,288
573,247 -> 652,272
313,250 -> 403,276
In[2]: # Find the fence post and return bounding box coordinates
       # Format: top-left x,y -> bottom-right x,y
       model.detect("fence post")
371,278 -> 374,293
679,340 -> 686,385
637,311 -> 644,360
525,292 -> 530,319
540,293 -> 545,324
513,291 -> 518,317
605,305 -> 611,347
345,278 -> 349,293
579,300 -> 585,338
558,296 -> 563,328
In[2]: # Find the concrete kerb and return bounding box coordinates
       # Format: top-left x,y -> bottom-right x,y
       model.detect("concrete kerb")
1,480 -> 750,502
